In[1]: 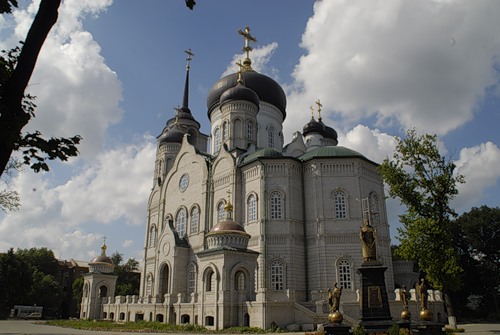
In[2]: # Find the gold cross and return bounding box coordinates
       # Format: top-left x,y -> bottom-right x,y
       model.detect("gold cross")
184,49 -> 194,69
309,105 -> 315,118
238,26 -> 257,60
316,99 -> 323,120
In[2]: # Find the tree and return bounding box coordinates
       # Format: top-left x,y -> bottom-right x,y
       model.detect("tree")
15,247 -> 60,317
0,248 -> 32,318
452,206 -> 500,320
0,0 -> 82,177
111,251 -> 140,296
0,159 -> 21,212
72,276 -> 84,315
377,128 -> 464,328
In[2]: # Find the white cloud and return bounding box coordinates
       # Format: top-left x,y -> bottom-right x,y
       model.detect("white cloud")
222,42 -> 279,78
0,137 -> 155,260
1,0 -> 122,158
285,0 -> 500,136
454,141 -> 500,211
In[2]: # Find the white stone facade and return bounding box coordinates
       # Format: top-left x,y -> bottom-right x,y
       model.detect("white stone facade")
86,40 -> 445,329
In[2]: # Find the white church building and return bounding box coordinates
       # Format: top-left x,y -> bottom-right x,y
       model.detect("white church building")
80,28 -> 445,329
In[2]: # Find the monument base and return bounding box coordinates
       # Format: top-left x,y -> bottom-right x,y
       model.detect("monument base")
324,323 -> 352,335
412,322 -> 446,335
357,261 -> 392,322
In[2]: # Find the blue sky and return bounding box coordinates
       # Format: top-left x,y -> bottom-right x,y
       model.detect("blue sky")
1,0 -> 499,262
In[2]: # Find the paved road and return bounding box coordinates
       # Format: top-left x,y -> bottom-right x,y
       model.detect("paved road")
0,320 -> 498,335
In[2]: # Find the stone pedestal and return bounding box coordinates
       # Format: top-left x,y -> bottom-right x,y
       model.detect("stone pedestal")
324,323 -> 352,335
412,322 -> 446,335
357,261 -> 393,331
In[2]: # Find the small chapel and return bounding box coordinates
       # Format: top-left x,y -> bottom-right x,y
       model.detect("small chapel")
80,27 -> 445,329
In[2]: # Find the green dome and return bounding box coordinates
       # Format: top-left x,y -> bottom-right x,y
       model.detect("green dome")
299,146 -> 368,161
241,148 -> 283,164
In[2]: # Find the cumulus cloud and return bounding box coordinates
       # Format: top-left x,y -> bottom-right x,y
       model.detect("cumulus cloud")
222,42 -> 279,78
453,142 -> 500,211
1,0 -> 122,158
0,137 -> 155,260
285,0 -> 500,137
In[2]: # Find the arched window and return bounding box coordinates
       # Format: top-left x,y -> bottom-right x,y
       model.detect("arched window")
270,191 -> 283,220
217,201 -> 225,222
247,194 -> 257,222
338,259 -> 352,290
187,263 -> 197,294
98,285 -> 108,298
369,192 -> 380,225
190,206 -> 199,234
247,121 -> 254,140
222,122 -> 228,141
206,269 -> 214,292
268,125 -> 275,148
334,190 -> 347,219
149,226 -> 156,247
270,260 -> 284,290
176,208 -> 187,237
214,128 -> 221,153
235,271 -> 245,291
83,283 -> 89,297
146,274 -> 154,296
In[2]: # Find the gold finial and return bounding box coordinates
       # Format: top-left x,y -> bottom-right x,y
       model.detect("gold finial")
236,60 -> 244,84
309,105 -> 315,119
224,189 -> 233,212
238,26 -> 256,70
184,49 -> 194,70
316,99 -> 323,121
101,236 -> 107,256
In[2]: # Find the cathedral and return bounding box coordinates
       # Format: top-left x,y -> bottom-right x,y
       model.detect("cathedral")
80,27 -> 445,329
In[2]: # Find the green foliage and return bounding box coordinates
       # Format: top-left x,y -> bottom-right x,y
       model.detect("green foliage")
377,129 -> 464,294
0,247 -> 61,319
111,251 -> 140,296
221,326 -> 267,333
388,324 -> 399,335
72,276 -> 84,315
0,159 -> 21,212
451,206 -> 500,320
0,0 -> 18,14
45,319 -> 211,332
0,248 -> 32,318
353,325 -> 365,335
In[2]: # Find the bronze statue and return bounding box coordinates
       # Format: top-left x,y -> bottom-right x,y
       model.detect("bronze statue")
360,218 -> 377,262
399,285 -> 409,310
332,282 -> 342,312
417,278 -> 428,310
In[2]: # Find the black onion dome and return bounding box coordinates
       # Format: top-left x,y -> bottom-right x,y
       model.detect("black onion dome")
321,121 -> 338,141
159,128 -> 184,144
207,70 -> 286,118
220,82 -> 260,107
303,117 -> 325,136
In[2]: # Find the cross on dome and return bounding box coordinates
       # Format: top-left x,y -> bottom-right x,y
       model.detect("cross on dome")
238,26 -> 256,70
184,48 -> 194,70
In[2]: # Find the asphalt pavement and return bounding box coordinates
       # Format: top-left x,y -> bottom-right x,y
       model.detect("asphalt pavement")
0,320 -> 498,335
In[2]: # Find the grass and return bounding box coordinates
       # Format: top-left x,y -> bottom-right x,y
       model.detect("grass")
45,320 -> 272,333
45,320 -> 212,333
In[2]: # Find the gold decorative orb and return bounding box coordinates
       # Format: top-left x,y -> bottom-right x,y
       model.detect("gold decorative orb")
419,309 -> 432,321
328,311 -> 343,324
401,309 -> 411,320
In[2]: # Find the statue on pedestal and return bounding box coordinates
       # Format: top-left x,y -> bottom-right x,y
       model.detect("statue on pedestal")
360,217 -> 377,262
327,282 -> 343,324
417,278 -> 432,321
399,285 -> 411,320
